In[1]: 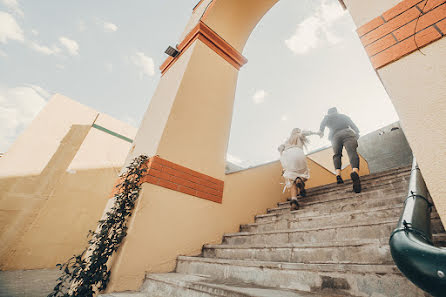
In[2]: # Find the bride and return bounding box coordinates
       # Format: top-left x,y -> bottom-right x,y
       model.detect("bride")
278,128 -> 318,210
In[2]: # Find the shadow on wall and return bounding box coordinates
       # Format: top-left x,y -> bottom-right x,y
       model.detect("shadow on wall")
0,125 -> 122,272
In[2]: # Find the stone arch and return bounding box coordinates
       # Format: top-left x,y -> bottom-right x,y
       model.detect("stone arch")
200,0 -> 279,52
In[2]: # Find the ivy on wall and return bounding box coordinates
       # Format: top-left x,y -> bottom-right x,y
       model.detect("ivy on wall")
48,155 -> 148,297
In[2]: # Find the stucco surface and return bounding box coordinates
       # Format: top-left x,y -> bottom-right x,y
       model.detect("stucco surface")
378,37 -> 446,227
179,0 -> 213,42
203,0 -> 279,52
123,42 -> 197,169
0,94 -> 98,178
0,96 -> 137,270
106,157 -> 339,292
0,124 -> 92,269
67,127 -> 133,171
155,41 -> 238,179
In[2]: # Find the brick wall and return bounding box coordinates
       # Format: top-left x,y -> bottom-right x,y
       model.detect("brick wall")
358,0 -> 446,69
110,156 -> 224,203
142,156 -> 224,203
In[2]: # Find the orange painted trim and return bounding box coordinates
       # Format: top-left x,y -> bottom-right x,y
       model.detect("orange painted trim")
160,21 -> 247,75
110,156 -> 224,203
357,0 -> 446,69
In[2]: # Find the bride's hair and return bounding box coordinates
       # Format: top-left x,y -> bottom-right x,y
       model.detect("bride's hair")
286,128 -> 309,147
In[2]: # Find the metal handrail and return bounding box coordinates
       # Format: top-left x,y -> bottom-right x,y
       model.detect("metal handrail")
389,157 -> 446,296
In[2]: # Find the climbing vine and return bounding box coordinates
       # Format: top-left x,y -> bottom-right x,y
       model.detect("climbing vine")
48,155 -> 149,297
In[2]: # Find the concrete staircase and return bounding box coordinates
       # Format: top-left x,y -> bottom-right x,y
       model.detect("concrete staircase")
103,166 -> 446,297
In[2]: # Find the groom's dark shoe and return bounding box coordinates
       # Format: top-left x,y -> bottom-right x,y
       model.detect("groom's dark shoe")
351,172 -> 361,193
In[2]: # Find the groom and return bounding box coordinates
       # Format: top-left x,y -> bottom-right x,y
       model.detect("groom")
318,107 -> 361,193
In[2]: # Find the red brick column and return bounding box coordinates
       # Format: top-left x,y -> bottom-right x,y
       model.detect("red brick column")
109,156 -> 224,203
141,156 -> 224,203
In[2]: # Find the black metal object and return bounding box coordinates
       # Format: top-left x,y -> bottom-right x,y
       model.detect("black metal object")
389,158 -> 446,296
165,46 -> 180,58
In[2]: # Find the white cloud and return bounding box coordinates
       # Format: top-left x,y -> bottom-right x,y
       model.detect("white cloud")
2,0 -> 23,17
27,37 -> 80,57
0,11 -> 79,57
0,11 -> 24,43
59,36 -> 79,56
0,85 -> 50,152
103,22 -> 118,32
29,41 -> 60,55
319,0 -> 346,23
131,52 -> 155,77
24,84 -> 52,99
252,89 -> 268,104
285,0 -> 347,55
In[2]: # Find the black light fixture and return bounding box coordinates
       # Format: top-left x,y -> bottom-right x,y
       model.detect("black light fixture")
337,0 -> 347,10
165,46 -> 180,58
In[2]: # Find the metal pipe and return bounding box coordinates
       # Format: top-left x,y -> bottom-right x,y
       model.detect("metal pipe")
389,158 -> 446,296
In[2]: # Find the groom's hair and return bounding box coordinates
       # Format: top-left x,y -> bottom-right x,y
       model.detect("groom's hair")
328,107 -> 338,115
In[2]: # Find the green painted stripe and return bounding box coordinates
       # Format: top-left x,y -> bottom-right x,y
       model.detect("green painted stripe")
92,124 -> 133,143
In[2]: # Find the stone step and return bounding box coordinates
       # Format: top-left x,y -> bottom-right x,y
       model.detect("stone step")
432,217 -> 446,233
277,176 -> 410,209
244,205 -> 403,233
176,256 -> 427,297
299,166 -> 411,198
246,205 -> 445,234
298,165 -> 410,197
268,184 -> 407,216
203,239 -> 392,265
129,273 -> 349,297
305,171 -> 410,199
100,293 -> 146,297
434,233 -> 446,246
256,194 -> 405,223
223,220 -> 398,246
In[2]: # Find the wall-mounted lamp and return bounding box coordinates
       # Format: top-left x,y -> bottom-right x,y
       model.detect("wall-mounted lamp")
337,0 -> 347,10
165,46 -> 180,58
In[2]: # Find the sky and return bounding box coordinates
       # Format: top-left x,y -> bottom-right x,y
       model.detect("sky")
0,0 -> 399,167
